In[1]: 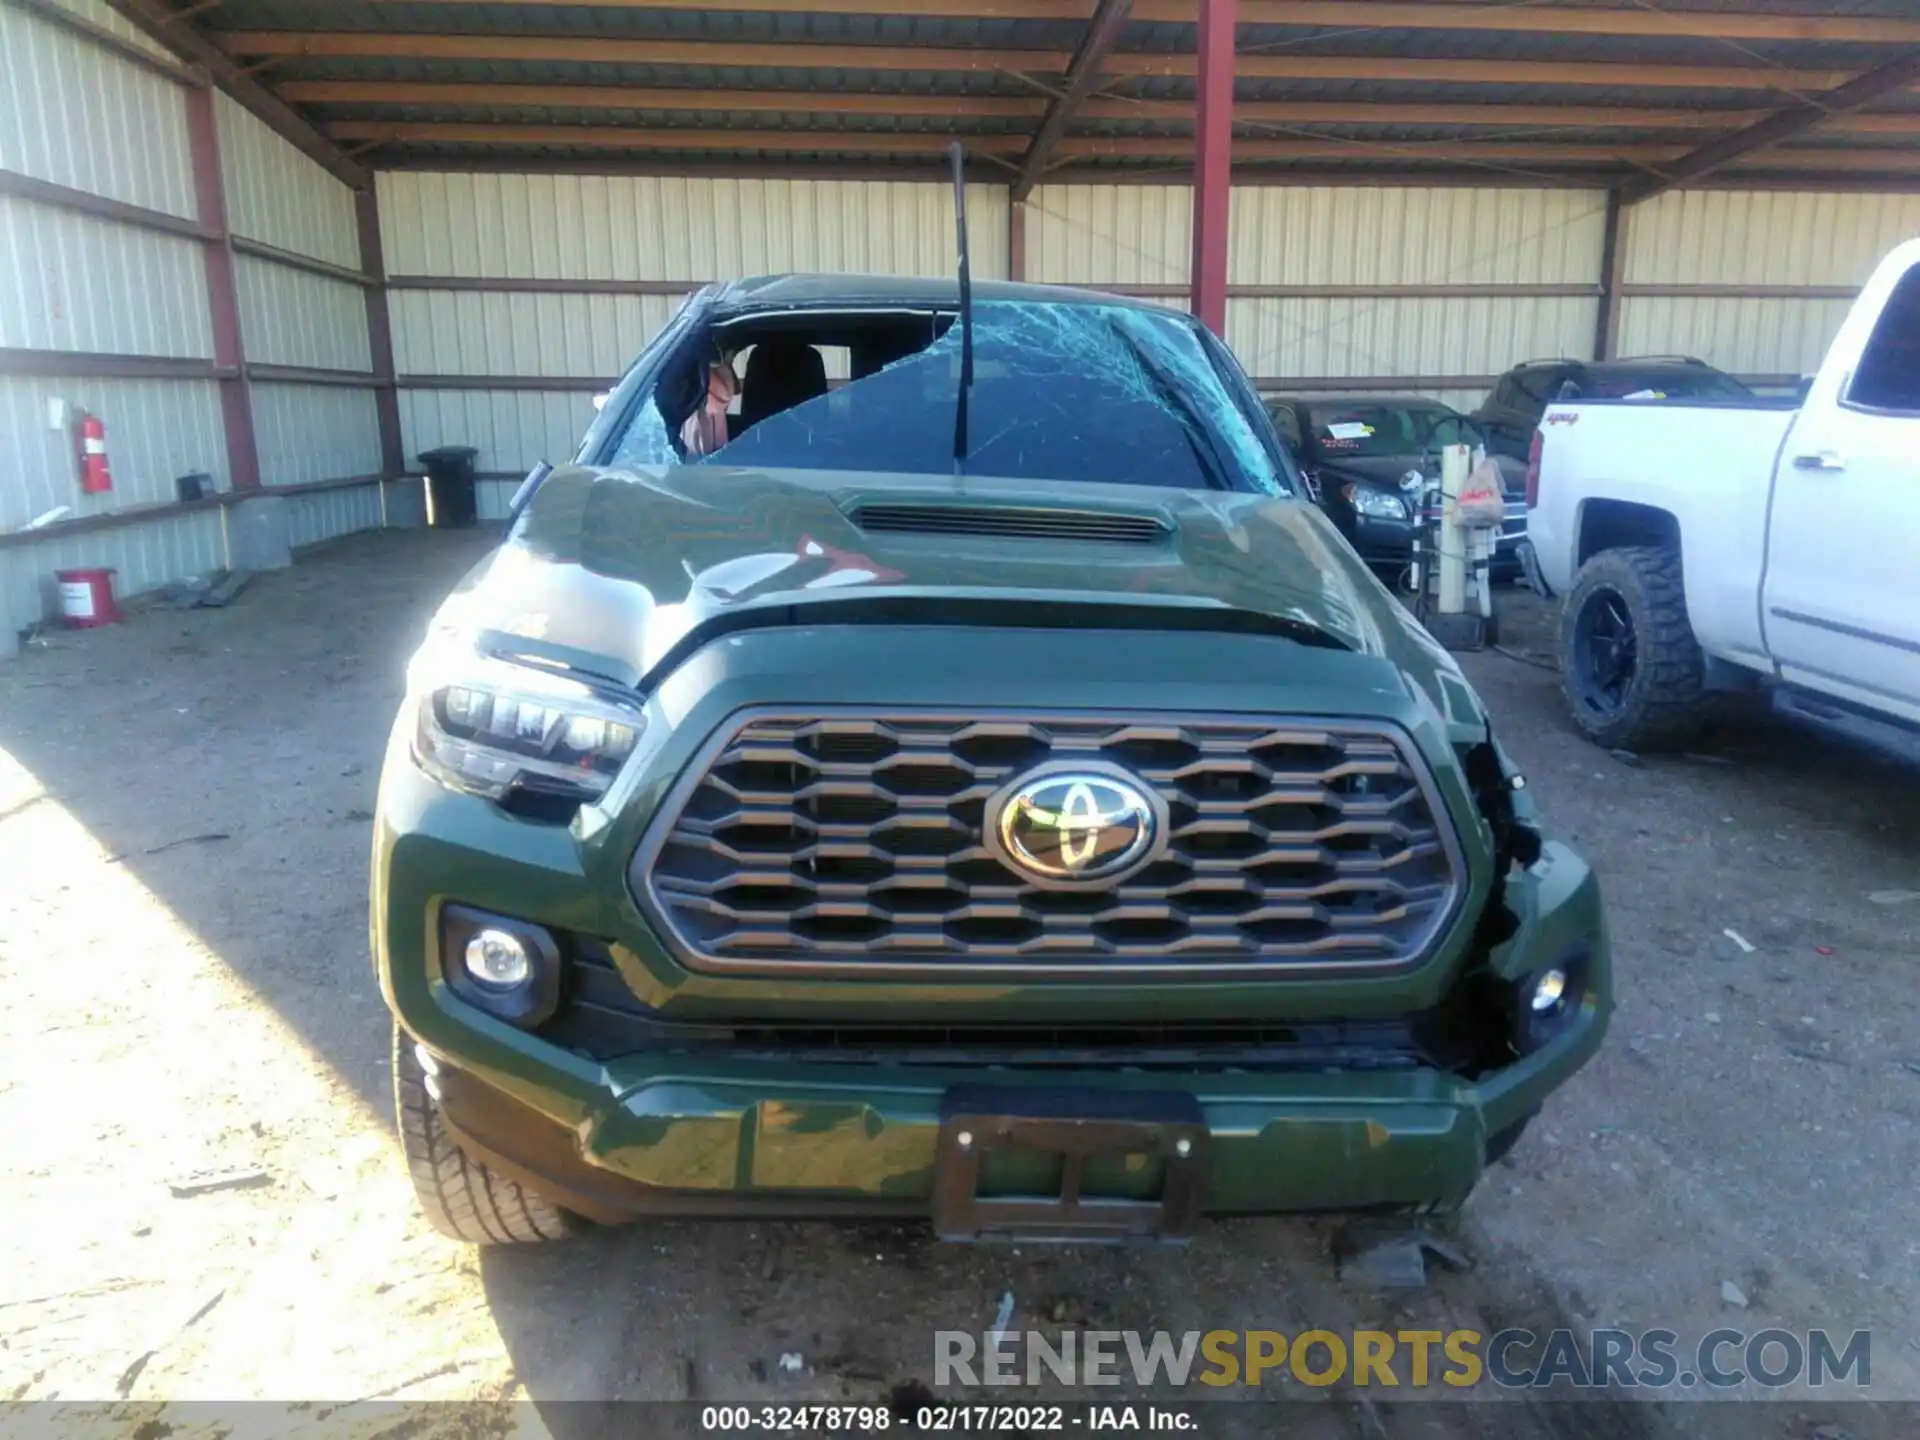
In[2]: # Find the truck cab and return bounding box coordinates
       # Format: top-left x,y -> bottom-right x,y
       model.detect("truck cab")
1526,238 -> 1920,749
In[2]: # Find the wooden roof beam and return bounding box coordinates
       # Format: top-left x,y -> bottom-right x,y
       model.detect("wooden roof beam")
320,123 -> 1920,177
1175,2 -> 1920,44
287,0 -> 1920,45
1114,52 -> 1861,89
1103,101 -> 1920,136
1013,0 -> 1133,201
326,122 -> 1032,155
277,83 -> 1920,138
280,81 -> 1046,118
221,32 -> 1070,73
1057,137 -> 1902,167
1620,47 -> 1920,202
219,33 -> 1873,92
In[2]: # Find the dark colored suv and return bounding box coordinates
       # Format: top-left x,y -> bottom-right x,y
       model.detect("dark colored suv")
1472,357 -> 1754,461
1266,393 -> 1527,583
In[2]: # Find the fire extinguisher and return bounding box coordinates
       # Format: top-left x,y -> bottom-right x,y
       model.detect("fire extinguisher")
75,408 -> 112,494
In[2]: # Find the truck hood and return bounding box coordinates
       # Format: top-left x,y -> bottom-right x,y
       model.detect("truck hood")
432,464 -> 1491,735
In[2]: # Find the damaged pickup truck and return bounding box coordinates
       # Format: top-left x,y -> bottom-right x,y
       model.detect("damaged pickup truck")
372,274 -> 1609,1246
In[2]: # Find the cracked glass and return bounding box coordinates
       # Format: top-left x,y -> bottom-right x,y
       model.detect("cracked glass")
665,301 -> 1293,495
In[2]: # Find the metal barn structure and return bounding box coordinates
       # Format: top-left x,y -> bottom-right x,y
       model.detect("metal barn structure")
4,0 -> 1919,647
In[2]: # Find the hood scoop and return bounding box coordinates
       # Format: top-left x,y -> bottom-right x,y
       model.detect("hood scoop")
848,502 -> 1171,545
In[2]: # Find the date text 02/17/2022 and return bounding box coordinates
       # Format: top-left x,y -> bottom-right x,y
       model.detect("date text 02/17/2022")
698,1404 -> 1199,1432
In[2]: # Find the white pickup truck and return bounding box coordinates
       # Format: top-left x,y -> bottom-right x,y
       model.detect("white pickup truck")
1524,238 -> 1920,752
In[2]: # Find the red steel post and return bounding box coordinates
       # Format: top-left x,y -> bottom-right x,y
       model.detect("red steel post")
1189,0 -> 1237,335
185,85 -> 260,491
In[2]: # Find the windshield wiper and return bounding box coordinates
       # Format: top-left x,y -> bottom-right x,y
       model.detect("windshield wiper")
1109,322 -> 1234,491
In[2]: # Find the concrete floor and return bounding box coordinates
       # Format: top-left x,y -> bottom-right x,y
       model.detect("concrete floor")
1,528 -> 1914,1438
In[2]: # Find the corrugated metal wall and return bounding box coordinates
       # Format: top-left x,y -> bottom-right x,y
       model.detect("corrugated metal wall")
0,377 -> 228,532
380,173 -> 1009,281
214,92 -> 360,271
0,197 -> 212,357
283,482 -> 385,551
214,95 -> 386,514
0,2 -> 227,641
1619,190 -> 1920,376
0,3 -> 195,217
234,254 -> 371,371
378,172 -> 1010,477
0,5 -> 394,648
1228,187 -> 1604,385
0,507 -> 227,644
251,384 -> 384,489
39,0 -> 180,65
388,290 -> 685,381
397,391 -> 606,520
1026,184 -> 1606,403
377,173 -> 1912,476
1026,185 -> 1192,288
1025,182 -> 1920,398
1230,292 -> 1598,387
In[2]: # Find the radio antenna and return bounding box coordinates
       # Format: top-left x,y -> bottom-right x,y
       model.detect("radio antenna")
948,139 -> 975,474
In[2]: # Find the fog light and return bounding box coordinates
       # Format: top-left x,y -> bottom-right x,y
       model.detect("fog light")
440,905 -> 563,1028
1528,966 -> 1568,1014
1512,952 -> 1586,1055
464,927 -> 535,989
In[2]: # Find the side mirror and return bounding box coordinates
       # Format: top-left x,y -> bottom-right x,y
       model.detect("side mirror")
507,460 -> 553,522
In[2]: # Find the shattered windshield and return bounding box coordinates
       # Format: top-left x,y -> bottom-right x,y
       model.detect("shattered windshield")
618,300 -> 1292,495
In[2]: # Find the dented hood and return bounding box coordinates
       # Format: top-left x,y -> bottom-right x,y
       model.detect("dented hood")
432,464 -> 1487,732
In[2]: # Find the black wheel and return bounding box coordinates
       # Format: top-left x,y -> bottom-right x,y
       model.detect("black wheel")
1559,546 -> 1708,751
392,1025 -> 580,1245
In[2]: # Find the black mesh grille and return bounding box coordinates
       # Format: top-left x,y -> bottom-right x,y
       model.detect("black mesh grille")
849,504 -> 1168,545
634,711 -> 1463,976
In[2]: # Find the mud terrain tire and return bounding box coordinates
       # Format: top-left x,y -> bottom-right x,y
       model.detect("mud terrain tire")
1560,545 -> 1709,752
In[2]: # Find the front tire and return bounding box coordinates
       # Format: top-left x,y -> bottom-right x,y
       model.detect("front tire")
1559,546 -> 1708,751
392,1025 -> 580,1245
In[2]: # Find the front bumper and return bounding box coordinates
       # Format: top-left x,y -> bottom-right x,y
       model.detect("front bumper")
375,623 -> 1608,1223
385,838 -> 1605,1222
422,987 -> 1602,1224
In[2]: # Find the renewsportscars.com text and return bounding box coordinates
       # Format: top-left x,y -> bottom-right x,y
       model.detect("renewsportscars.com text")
935,1328 -> 1871,1392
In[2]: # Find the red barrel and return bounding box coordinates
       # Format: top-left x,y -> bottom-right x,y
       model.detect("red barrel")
55,567 -> 120,628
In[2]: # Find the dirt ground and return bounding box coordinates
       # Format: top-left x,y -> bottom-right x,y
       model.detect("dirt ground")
2,529 -> 1916,1439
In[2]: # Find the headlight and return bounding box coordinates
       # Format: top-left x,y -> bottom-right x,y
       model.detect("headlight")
409,638 -> 644,802
1344,484 -> 1409,520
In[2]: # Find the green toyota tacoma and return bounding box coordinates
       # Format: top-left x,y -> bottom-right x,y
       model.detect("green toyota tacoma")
372,275 -> 1609,1245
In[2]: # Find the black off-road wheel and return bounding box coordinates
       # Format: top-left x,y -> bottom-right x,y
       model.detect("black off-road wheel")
392,1025 -> 580,1245
1559,546 -> 1708,752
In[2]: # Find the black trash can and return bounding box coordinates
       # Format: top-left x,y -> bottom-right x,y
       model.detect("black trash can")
418,445 -> 480,528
